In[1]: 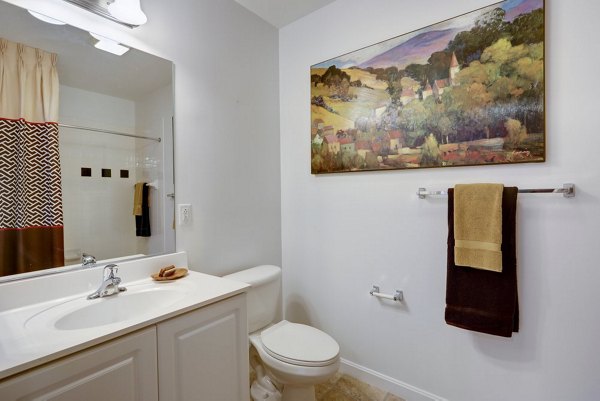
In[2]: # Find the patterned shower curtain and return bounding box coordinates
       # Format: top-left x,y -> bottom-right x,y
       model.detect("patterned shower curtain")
0,38 -> 64,276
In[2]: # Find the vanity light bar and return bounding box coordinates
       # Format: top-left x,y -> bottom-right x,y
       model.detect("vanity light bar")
27,10 -> 67,25
62,0 -> 138,28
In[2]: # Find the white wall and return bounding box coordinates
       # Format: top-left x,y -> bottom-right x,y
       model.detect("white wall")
280,0 -> 600,400
59,85 -> 137,263
138,0 -> 281,276
12,0 -> 282,275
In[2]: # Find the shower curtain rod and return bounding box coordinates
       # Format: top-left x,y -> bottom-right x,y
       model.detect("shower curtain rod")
58,123 -> 162,143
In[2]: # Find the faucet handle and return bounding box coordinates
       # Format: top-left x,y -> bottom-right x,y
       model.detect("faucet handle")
82,253 -> 96,267
103,264 -> 119,279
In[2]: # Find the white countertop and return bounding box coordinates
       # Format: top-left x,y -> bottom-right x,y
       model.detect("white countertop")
0,253 -> 249,381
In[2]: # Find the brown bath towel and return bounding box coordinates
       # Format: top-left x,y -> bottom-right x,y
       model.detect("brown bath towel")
445,187 -> 519,337
135,183 -> 151,237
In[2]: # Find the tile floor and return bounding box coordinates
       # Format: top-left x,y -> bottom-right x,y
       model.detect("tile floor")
315,372 -> 405,401
250,367 -> 404,401
249,346 -> 404,401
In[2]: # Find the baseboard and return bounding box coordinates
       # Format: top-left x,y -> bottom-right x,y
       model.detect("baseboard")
340,358 -> 448,401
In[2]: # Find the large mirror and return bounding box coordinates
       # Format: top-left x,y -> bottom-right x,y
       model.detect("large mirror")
0,1 -> 175,281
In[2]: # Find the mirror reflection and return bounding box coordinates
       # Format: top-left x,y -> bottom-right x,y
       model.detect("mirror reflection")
0,1 -> 175,279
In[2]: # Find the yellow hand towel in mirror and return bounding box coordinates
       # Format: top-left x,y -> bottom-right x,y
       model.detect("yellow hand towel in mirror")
133,182 -> 144,216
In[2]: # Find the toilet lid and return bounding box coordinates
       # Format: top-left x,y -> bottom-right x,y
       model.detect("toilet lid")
261,320 -> 339,367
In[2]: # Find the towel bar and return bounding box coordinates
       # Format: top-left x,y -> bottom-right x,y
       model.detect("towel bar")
417,183 -> 575,199
370,285 -> 403,302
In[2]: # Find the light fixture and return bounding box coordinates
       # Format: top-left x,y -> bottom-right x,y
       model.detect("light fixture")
90,32 -> 130,56
27,10 -> 67,25
107,0 -> 147,26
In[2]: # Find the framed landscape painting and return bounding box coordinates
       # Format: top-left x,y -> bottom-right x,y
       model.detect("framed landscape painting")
310,0 -> 545,174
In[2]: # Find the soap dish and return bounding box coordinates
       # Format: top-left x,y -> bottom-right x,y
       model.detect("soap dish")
151,268 -> 188,281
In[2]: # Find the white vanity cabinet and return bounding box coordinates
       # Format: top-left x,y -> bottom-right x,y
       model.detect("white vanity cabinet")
0,294 -> 249,401
0,327 -> 159,401
158,293 -> 249,401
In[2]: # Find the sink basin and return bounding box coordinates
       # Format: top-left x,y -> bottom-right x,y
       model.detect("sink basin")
26,286 -> 187,331
55,288 -> 186,330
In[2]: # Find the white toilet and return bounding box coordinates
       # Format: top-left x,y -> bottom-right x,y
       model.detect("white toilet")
224,265 -> 340,401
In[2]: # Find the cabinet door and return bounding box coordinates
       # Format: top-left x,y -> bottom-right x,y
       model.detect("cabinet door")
0,327 -> 158,401
157,294 -> 249,401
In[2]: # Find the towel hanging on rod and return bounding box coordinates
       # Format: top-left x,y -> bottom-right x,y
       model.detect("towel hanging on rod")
417,183 -> 575,199
132,181 -> 159,189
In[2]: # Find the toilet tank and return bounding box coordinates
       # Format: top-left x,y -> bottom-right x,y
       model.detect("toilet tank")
223,265 -> 281,333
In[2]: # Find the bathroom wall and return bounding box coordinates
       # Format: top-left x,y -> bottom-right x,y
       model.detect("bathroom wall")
148,0 -> 282,275
11,0 -> 282,275
127,0 -> 281,275
59,85 -> 138,263
280,0 -> 600,400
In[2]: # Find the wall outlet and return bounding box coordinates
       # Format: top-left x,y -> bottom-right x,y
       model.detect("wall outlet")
178,204 -> 192,225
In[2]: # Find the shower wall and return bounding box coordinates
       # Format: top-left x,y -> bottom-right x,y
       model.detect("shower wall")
134,84 -> 175,257
59,85 -> 138,264
59,84 -> 172,265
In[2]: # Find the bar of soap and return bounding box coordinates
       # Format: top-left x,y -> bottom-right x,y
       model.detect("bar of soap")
151,268 -> 188,281
158,265 -> 176,277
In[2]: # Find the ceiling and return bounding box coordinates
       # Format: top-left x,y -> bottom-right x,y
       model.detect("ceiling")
0,1 -> 172,101
234,0 -> 335,28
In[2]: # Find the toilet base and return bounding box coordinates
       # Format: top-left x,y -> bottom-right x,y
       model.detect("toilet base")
282,384 -> 316,401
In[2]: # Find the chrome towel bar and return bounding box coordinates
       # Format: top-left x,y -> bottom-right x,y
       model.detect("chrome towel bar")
370,286 -> 403,302
417,183 -> 575,199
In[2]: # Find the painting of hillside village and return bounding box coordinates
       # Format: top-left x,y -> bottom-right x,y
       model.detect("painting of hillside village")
310,0 -> 545,174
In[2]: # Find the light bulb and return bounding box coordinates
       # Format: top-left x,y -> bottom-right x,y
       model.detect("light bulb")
90,32 -> 130,56
107,0 -> 148,26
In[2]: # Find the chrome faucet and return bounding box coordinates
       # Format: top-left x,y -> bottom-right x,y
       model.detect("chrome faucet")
81,253 -> 96,267
87,264 -> 127,300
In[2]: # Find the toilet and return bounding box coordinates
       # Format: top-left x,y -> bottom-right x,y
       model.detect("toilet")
224,265 -> 340,401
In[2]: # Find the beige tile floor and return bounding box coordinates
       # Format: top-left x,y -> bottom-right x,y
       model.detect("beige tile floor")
315,372 -> 405,401
250,367 -> 404,401
249,346 -> 404,401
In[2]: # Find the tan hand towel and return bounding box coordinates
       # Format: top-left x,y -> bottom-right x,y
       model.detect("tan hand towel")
454,183 -> 504,272
133,182 -> 144,216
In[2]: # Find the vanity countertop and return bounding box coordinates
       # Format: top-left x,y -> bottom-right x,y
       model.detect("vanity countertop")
0,253 -> 249,381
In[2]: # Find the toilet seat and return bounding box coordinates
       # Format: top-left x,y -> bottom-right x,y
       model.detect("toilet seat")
260,320 -> 340,367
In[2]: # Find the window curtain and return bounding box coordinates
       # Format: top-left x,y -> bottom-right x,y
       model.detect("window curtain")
0,38 -> 64,276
